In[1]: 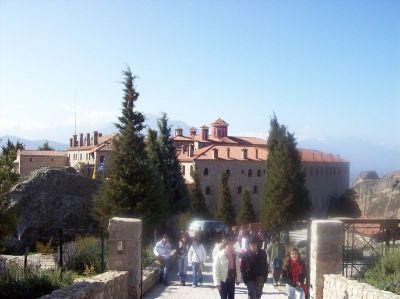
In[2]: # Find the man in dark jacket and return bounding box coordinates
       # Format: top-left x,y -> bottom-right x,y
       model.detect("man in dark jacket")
240,237 -> 268,299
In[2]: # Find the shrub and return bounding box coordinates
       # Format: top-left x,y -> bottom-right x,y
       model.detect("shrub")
143,244 -> 156,268
56,236 -> 105,275
0,263 -> 76,299
36,238 -> 54,254
360,248 -> 400,295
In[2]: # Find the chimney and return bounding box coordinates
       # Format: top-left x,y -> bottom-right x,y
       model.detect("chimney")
226,147 -> 230,159
73,134 -> 78,147
69,138 -> 73,148
255,148 -> 259,159
213,148 -> 219,159
93,131 -> 99,146
189,127 -> 197,137
200,125 -> 209,141
242,148 -> 248,160
188,144 -> 194,157
79,133 -> 83,147
175,128 -> 183,137
86,133 -> 91,146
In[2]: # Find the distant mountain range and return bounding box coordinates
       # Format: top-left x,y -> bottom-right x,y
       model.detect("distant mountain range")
0,135 -> 68,151
2,114 -> 399,184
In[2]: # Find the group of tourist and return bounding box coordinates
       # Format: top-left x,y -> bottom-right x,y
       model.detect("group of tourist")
153,230 -> 307,299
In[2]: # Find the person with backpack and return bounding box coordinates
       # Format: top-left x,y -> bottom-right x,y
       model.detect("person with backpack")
153,234 -> 173,286
188,236 -> 206,288
266,235 -> 285,286
282,247 -> 307,299
177,233 -> 190,285
240,237 -> 268,299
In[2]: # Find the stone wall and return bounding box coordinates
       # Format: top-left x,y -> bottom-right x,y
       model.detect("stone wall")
323,274 -> 400,299
39,270 -> 128,299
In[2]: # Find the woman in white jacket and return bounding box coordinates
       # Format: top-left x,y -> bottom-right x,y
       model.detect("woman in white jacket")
188,237 -> 206,288
213,239 -> 240,299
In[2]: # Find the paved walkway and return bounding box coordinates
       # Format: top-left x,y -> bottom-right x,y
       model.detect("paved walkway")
145,260 -> 287,299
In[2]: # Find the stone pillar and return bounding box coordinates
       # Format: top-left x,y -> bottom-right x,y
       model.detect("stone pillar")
108,217 -> 142,299
309,220 -> 343,299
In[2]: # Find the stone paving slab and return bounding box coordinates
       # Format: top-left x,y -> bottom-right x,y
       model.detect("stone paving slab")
145,260 -> 287,299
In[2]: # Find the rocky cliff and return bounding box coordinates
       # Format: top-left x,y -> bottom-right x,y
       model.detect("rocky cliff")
7,167 -> 100,248
352,171 -> 400,218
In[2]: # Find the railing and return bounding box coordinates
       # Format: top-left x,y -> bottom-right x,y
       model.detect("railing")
0,226 -> 107,275
340,218 -> 400,277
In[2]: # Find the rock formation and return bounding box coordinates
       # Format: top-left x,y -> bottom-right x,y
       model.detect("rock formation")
6,167 -> 100,249
352,171 -> 400,218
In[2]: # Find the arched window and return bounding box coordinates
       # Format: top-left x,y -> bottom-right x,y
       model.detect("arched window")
238,186 -> 242,194
248,169 -> 253,177
205,186 -> 211,194
204,168 -> 209,176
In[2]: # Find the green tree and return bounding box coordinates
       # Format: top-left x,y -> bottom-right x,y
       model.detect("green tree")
38,140 -> 54,151
0,139 -> 23,248
189,167 -> 208,218
216,172 -> 235,226
237,189 -> 257,225
261,114 -> 311,231
326,189 -> 361,218
157,113 -> 189,212
92,67 -> 166,230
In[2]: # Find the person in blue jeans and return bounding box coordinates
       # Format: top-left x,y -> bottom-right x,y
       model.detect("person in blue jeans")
177,233 -> 190,285
153,234 -> 173,286
188,237 -> 206,288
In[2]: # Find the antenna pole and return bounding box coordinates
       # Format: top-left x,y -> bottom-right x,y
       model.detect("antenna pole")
74,92 -> 77,135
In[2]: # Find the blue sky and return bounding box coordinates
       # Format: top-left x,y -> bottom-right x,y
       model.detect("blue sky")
0,0 -> 399,150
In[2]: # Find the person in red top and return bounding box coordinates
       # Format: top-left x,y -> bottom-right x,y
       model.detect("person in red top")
282,247 -> 307,299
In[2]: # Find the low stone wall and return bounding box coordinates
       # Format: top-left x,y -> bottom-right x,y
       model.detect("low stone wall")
40,270 -> 128,299
323,274 -> 400,299
142,251 -> 177,295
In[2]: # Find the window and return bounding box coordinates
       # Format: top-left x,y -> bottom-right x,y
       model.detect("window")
241,170 -> 244,174
263,170 -> 266,174
51,158 -> 54,162
316,167 -> 319,176
190,165 -> 194,177
326,167 -> 328,175
253,185 -> 258,194
29,158 -> 32,162
333,167 -> 336,175
238,186 -> 242,194
309,167 -> 313,176
226,169 -> 230,175
182,165 -> 185,174
205,186 -> 211,194
257,169 -> 261,177
248,169 -> 253,177
80,154 -> 82,161
338,167 -> 341,175
100,155 -> 104,163
204,168 -> 209,176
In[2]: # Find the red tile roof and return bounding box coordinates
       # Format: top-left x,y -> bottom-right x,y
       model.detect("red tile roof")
19,150 -> 68,157
211,118 -> 229,126
177,144 -> 347,163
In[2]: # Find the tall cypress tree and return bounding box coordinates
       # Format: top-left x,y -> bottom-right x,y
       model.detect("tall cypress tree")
261,114 -> 310,231
216,172 -> 236,226
93,68 -> 166,229
189,167 -> 209,218
157,113 -> 189,212
237,189 -> 257,225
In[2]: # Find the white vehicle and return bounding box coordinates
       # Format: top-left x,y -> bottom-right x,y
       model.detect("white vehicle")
188,220 -> 229,237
